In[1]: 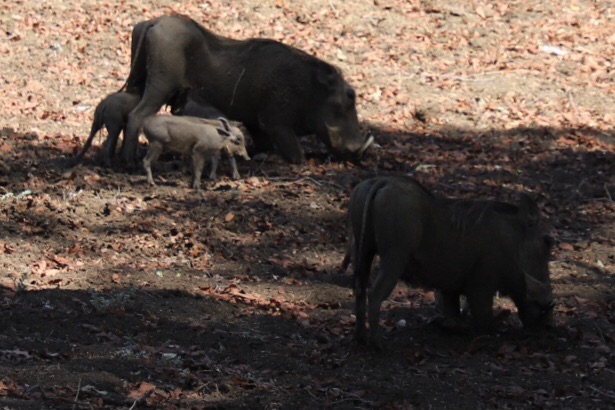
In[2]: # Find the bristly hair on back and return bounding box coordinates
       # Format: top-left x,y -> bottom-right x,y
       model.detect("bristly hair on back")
448,199 -> 518,234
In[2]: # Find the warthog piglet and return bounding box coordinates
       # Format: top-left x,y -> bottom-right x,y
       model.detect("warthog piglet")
142,115 -> 250,189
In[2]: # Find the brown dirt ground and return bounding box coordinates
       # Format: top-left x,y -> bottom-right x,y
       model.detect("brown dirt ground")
1,0 -> 614,408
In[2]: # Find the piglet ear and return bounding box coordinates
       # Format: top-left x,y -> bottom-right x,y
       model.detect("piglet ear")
518,193 -> 540,228
218,117 -> 231,132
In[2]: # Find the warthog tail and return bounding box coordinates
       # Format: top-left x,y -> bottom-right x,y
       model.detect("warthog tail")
355,179 -> 388,284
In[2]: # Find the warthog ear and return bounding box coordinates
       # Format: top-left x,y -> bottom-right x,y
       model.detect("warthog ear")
218,117 -> 231,132
518,193 -> 540,228
525,273 -> 553,307
317,63 -> 339,87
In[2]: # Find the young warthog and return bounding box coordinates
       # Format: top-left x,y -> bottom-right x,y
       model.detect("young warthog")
142,115 -> 250,189
72,91 -> 140,167
348,176 -> 554,350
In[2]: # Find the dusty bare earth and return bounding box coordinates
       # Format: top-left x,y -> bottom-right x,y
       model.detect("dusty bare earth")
0,0 -> 614,408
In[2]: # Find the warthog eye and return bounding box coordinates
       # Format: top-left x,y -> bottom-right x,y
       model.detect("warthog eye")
346,88 -> 356,102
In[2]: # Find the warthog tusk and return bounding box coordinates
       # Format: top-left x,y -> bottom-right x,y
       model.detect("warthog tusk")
326,124 -> 374,156
357,134 -> 374,156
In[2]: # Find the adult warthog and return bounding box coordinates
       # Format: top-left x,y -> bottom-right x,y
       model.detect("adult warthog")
348,176 -> 554,350
120,14 -> 373,166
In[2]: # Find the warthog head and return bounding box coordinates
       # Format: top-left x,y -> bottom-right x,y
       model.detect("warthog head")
520,269 -> 555,327
516,195 -> 555,328
218,117 -> 250,160
313,66 -> 373,159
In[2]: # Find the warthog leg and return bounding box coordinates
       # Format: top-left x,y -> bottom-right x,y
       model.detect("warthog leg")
465,289 -> 494,333
101,121 -> 123,168
435,290 -> 462,318
352,243 -> 375,346
367,257 -> 406,351
143,142 -> 164,186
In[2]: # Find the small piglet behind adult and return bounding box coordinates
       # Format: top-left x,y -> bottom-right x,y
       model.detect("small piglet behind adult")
142,115 -> 250,189
72,91 -> 140,168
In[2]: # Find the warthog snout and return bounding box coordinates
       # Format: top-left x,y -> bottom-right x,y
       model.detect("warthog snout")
326,123 -> 374,159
